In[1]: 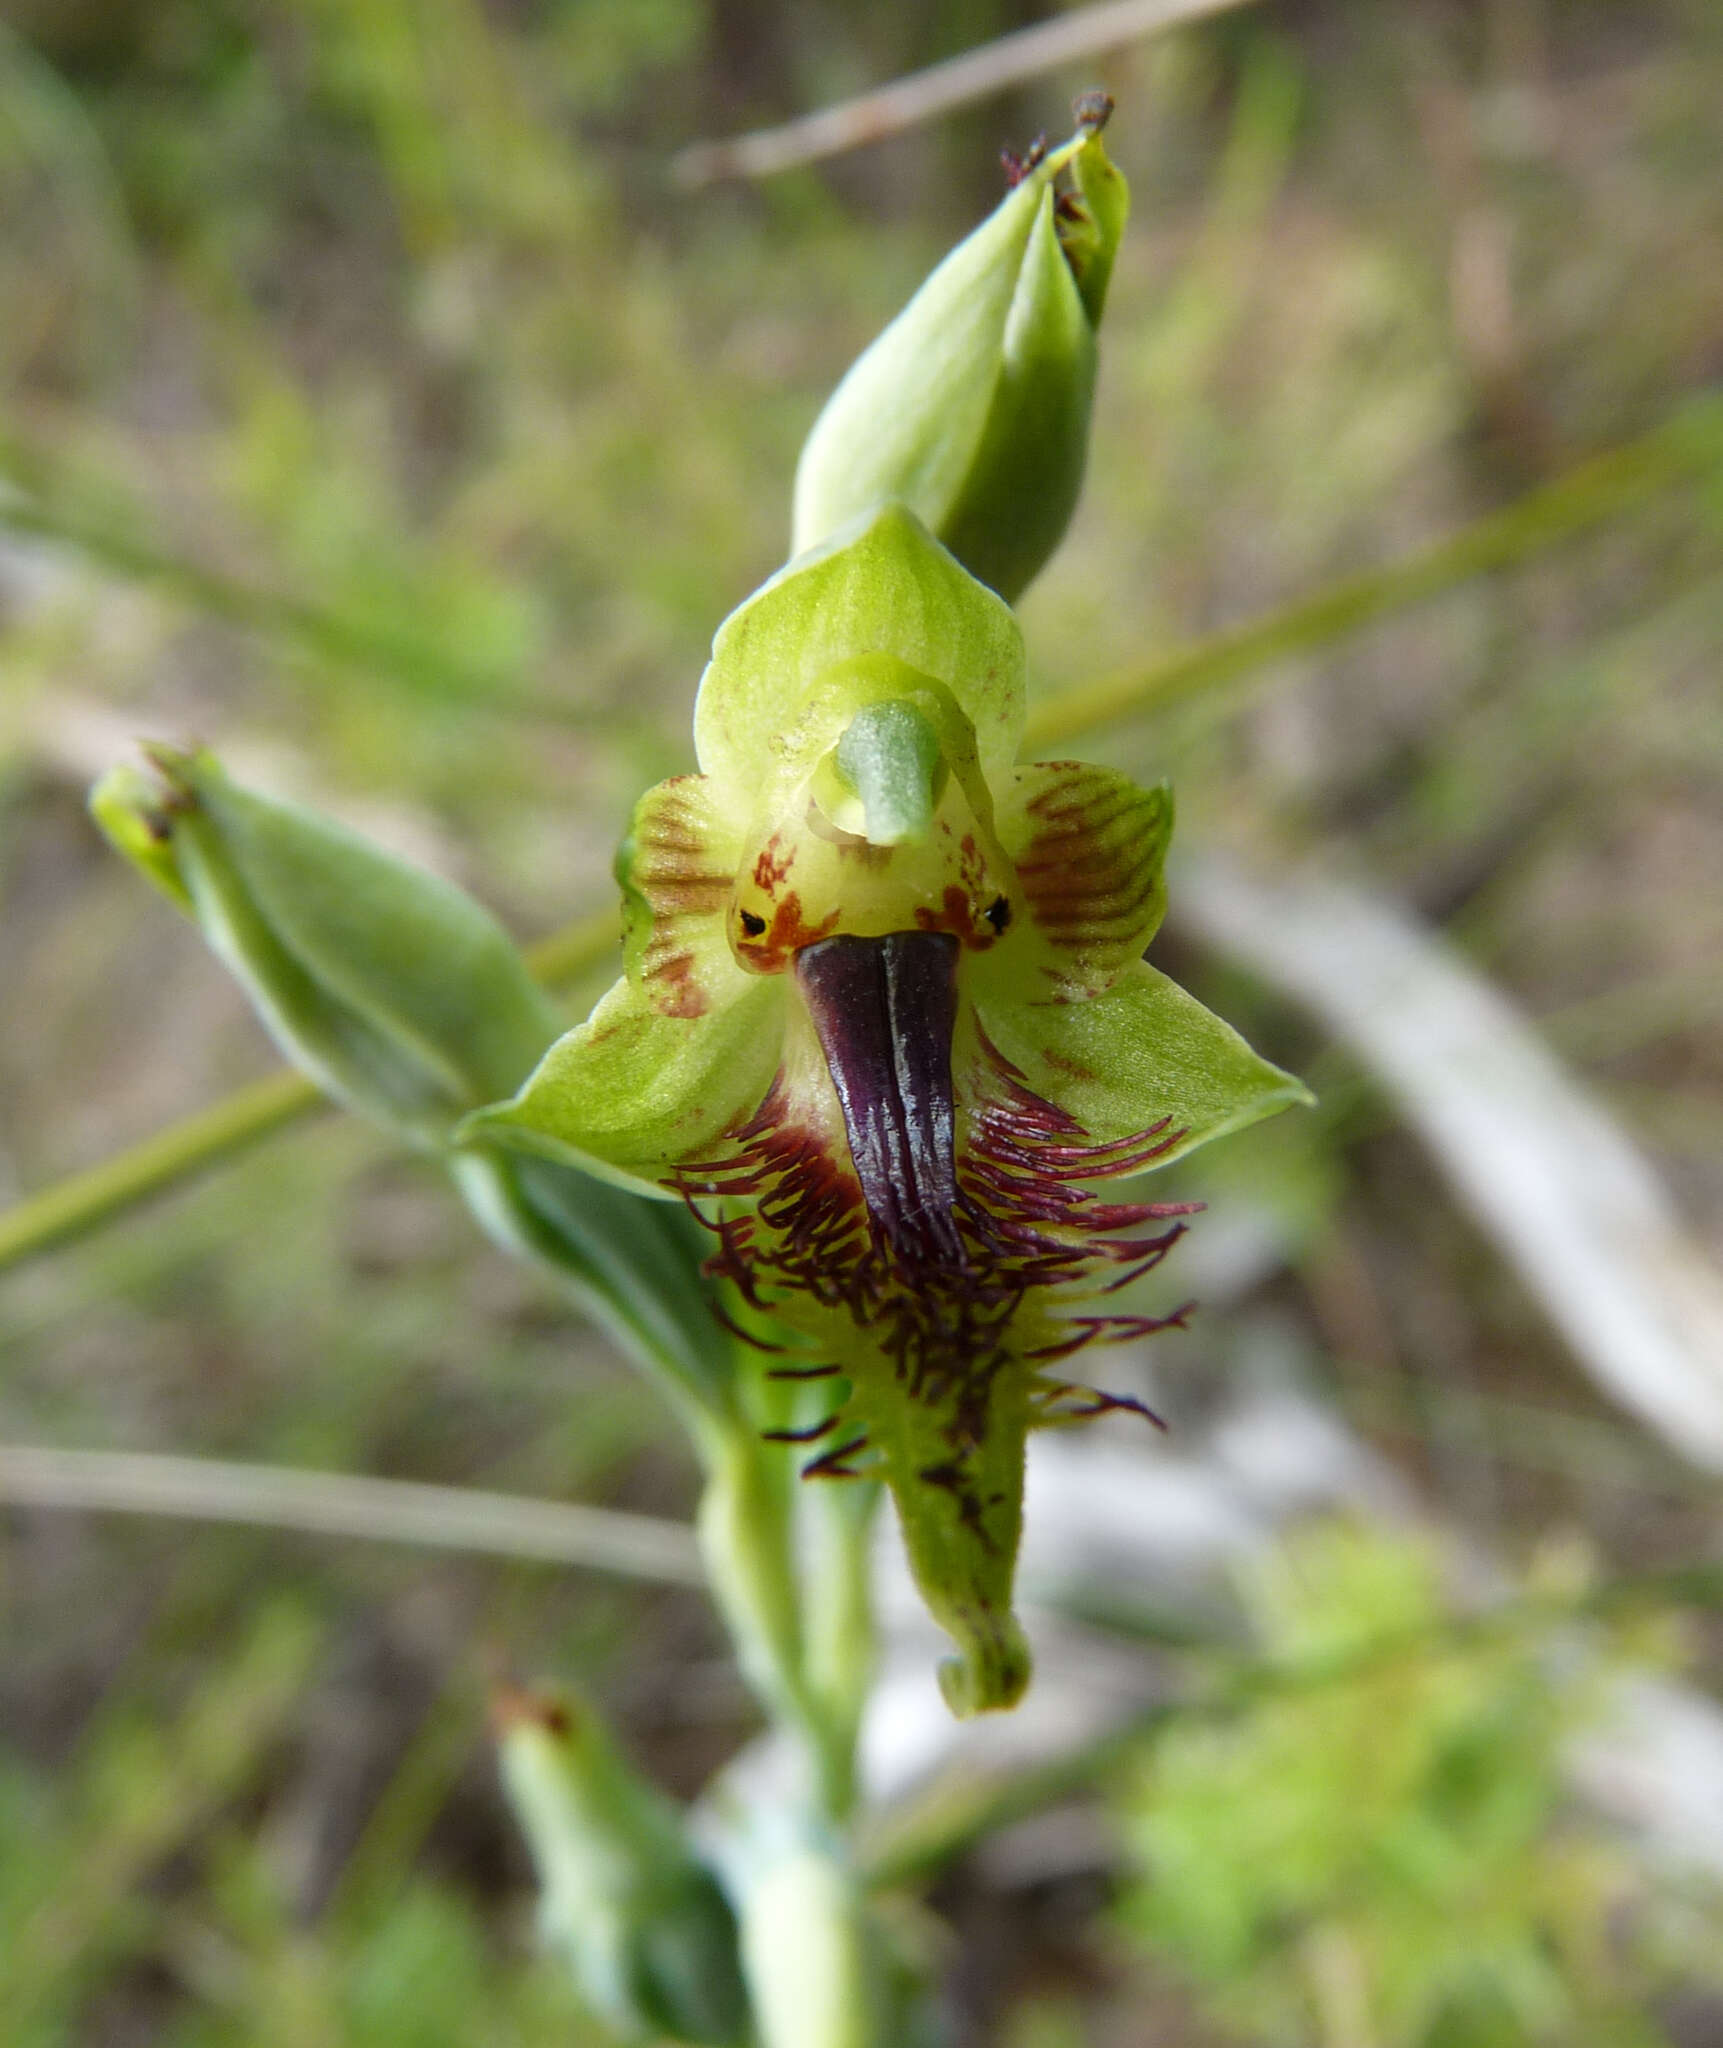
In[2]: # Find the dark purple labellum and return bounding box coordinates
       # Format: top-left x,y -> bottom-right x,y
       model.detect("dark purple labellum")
794,930 -> 963,1267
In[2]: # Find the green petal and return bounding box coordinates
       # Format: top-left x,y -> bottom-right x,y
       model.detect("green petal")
991,762 -> 1172,998
617,775 -> 745,1018
465,972 -> 786,1193
970,959 -> 1312,1168
694,503 -> 1025,798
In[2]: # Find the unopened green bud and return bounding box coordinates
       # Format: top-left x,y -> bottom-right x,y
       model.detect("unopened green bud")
90,746 -> 562,1147
495,1684 -> 750,2047
792,96 -> 1128,603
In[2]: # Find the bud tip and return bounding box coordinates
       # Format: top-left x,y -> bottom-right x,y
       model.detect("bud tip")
1073,89 -> 1114,134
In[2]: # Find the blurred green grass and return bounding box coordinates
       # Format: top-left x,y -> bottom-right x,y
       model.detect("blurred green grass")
3,1 -> 1723,2041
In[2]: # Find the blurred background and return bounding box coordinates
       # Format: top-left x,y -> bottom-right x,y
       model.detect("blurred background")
2,1 -> 1723,2042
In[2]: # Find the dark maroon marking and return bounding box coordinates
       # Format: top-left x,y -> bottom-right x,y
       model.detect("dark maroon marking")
794,931 -> 964,1268
802,1434 -> 872,1481
761,1416 -> 841,1444
1032,1380 -> 1169,1431
710,1296 -> 791,1351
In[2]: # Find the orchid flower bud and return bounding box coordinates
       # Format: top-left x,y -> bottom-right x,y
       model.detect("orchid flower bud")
92,748 -> 737,1416
792,94 -> 1128,603
91,747 -> 562,1147
467,506 -> 1310,1716
496,1685 -> 750,2047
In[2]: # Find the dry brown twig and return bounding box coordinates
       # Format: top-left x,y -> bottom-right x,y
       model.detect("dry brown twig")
670,0 -> 1260,187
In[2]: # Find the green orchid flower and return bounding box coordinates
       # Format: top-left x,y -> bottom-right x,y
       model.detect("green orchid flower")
467,504 -> 1308,1716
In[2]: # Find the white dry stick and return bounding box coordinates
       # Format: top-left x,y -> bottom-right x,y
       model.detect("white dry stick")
0,1444 -> 704,1584
671,0 -> 1260,188
1176,853 -> 1723,1467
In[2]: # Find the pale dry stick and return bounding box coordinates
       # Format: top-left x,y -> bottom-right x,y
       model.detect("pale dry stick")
0,1443 -> 704,1583
670,0 -> 1259,188
1177,856 -> 1723,1468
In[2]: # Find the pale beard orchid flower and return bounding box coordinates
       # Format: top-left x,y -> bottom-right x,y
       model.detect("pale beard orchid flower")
467,506 -> 1307,1715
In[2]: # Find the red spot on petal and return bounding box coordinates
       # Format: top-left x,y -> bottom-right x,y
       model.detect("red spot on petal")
735,889 -> 841,974
753,835 -> 794,891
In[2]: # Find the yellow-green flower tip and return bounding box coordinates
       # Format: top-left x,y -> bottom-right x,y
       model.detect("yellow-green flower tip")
938,1616 -> 1033,1719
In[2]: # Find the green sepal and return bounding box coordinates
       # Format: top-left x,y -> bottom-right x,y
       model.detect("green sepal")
971,958 -> 1313,1165
1063,125 -> 1129,324
496,1684 -> 751,2047
464,970 -> 786,1192
696,503 -> 1025,798
91,747 -> 564,1146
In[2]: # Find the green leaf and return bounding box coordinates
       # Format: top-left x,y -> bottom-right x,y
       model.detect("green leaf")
87,763 -> 193,912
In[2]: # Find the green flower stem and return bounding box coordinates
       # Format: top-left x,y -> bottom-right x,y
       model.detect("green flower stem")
2,405 -> 1715,1277
697,1424 -> 871,1826
725,1810 -> 889,2048
0,910 -> 614,1273
800,1480 -> 883,1824
1022,396 -> 1723,750
696,1424 -> 806,1719
0,1067 -> 321,1271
